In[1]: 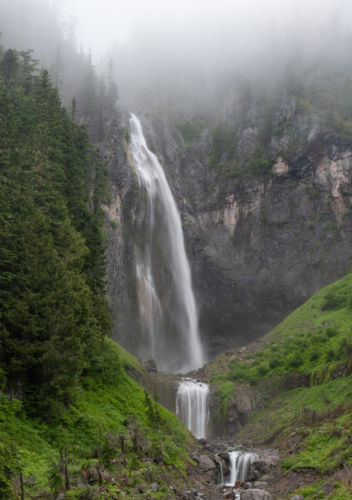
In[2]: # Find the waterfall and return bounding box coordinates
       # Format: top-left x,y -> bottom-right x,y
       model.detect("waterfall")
129,114 -> 204,373
218,459 -> 224,485
176,379 -> 209,439
225,451 -> 258,486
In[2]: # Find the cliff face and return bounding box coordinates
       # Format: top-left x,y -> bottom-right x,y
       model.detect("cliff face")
100,84 -> 352,363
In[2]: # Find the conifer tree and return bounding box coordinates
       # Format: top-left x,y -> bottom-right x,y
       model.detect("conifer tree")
18,50 -> 39,94
50,43 -> 65,93
0,47 -> 111,420
0,49 -> 18,88
106,57 -> 119,112
80,49 -> 98,116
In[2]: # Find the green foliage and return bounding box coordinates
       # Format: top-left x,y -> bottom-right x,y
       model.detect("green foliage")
324,279 -> 352,309
80,50 -> 98,116
128,455 -> 142,471
0,340 -> 189,497
208,123 -> 237,170
219,381 -> 234,411
249,146 -> 275,175
0,50 -> 111,419
174,120 -> 205,142
0,443 -> 21,499
48,456 -> 64,496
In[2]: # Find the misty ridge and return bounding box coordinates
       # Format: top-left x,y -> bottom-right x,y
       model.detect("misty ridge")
1,0 -> 352,115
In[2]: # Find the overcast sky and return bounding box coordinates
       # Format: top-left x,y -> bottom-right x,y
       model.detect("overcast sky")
61,0 -> 350,59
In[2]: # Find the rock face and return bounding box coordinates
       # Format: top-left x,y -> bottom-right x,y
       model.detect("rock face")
99,86 -> 352,363
248,461 -> 272,482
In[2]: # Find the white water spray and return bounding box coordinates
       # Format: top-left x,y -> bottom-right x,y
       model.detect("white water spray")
224,451 -> 258,486
176,379 -> 209,439
129,114 -> 204,373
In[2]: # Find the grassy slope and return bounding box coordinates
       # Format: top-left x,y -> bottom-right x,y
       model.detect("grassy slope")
0,339 -> 192,498
208,273 -> 352,499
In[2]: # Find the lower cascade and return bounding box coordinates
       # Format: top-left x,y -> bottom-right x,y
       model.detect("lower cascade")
223,451 -> 258,486
176,379 -> 209,439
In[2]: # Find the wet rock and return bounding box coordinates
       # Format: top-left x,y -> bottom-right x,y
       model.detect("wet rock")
150,483 -> 159,491
234,480 -> 245,489
198,455 -> 216,472
244,483 -> 252,489
223,489 -> 234,499
247,461 -> 271,481
240,490 -> 272,500
218,451 -> 230,461
144,359 -> 157,373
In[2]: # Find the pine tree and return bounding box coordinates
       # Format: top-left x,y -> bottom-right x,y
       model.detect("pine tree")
18,50 -> 39,94
0,50 -> 111,420
80,49 -> 98,116
50,43 -> 65,93
0,49 -> 18,88
106,57 -> 118,113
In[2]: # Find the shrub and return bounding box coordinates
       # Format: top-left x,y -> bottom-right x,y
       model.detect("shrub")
309,349 -> 321,362
250,146 -> 275,175
289,353 -> 304,368
269,357 -> 282,369
326,325 -> 339,338
324,280 -> 352,309
129,455 -> 142,471
281,458 -> 294,470
229,365 -> 246,381
257,364 -> 269,376
325,348 -> 335,361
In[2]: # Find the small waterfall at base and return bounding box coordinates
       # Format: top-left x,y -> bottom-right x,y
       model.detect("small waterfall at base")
224,451 -> 258,486
129,114 -> 204,373
176,379 -> 209,439
218,459 -> 224,485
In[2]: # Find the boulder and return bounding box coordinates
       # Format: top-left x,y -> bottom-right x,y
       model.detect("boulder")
263,455 -> 280,467
244,483 -> 252,489
240,490 -> 272,500
137,484 -> 148,493
247,461 -> 271,481
198,455 -> 216,472
290,497 -> 304,500
150,483 -> 159,492
218,451 -> 230,461
252,482 -> 268,491
144,359 -> 157,373
223,489 -> 234,499
189,451 -> 200,461
234,480 -> 245,489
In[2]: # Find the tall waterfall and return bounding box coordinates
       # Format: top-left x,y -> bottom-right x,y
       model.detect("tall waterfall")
225,451 -> 258,486
129,114 -> 204,373
176,379 -> 209,439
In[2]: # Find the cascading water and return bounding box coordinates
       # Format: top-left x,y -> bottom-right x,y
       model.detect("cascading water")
176,379 -> 209,439
129,114 -> 204,373
224,451 -> 258,486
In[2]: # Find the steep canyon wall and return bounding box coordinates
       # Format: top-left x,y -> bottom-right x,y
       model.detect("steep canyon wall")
99,84 -> 352,364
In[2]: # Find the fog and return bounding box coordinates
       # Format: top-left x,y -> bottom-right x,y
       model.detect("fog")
1,0 -> 352,109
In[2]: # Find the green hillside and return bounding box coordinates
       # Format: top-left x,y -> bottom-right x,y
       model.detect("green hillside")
209,273 -> 352,499
0,338 -> 191,499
